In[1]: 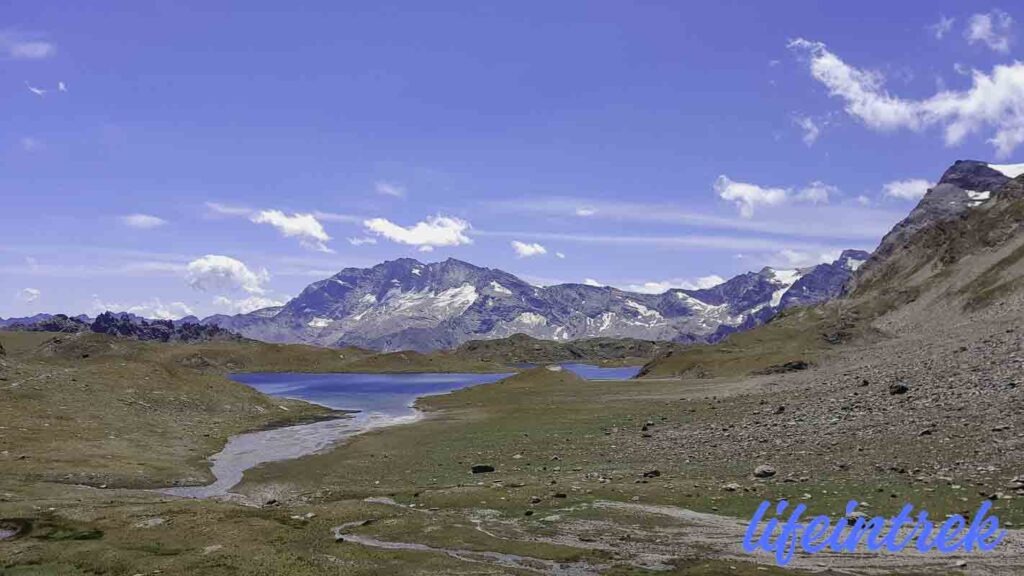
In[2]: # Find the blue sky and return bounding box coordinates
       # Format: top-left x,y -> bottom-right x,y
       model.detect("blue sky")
3,1 -> 1023,318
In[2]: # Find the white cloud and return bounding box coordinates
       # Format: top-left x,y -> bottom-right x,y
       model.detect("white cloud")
212,295 -> 285,314
965,10 -> 1013,53
313,211 -> 362,223
795,181 -> 835,204
883,178 -> 932,200
205,201 -> 253,217
484,196 -> 902,242
776,249 -> 841,268
575,207 -> 597,217
16,287 -> 41,303
20,137 -> 43,152
186,255 -> 268,295
364,215 -> 472,250
91,297 -> 194,320
555,251 -> 566,259
856,194 -> 872,206
794,116 -> 821,146
790,37 -> 1024,157
714,175 -> 790,217
0,31 -> 55,60
348,236 -> 378,246
623,275 -> 726,294
583,278 -> 604,287
511,240 -> 547,258
375,181 -> 406,197
251,210 -> 332,252
929,15 -> 955,40
120,214 -> 167,229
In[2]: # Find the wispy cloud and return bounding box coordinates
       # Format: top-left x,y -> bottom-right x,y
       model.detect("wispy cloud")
90,296 -> 194,320
313,211 -> 362,223
929,15 -> 955,40
348,236 -> 378,246
374,181 -> 406,198
212,295 -> 285,314
120,214 -> 167,229
965,10 -> 1013,53
774,248 -> 841,268
883,178 -> 933,200
714,175 -> 788,217
205,202 -> 356,250
20,137 -> 43,152
794,115 -> 821,146
621,275 -> 726,294
482,196 -> 903,241
205,201 -> 253,217
0,30 -> 56,60
16,287 -> 41,303
475,229 -> 853,255
790,37 -> 1024,156
715,175 -> 832,217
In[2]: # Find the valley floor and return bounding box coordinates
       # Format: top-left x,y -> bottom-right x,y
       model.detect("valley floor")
3,313 -> 1024,575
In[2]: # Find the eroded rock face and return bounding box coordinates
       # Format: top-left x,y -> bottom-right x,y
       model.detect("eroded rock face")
200,254 -> 865,352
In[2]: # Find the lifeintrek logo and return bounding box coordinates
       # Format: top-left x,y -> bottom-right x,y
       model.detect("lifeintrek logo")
744,499 -> 1006,566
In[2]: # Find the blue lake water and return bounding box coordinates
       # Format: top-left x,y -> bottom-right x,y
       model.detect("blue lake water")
559,363 -> 642,380
232,364 -> 639,415
163,364 -> 638,499
231,371 -> 514,415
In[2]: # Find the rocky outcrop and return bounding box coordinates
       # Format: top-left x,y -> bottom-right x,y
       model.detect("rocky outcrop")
1,312 -> 243,343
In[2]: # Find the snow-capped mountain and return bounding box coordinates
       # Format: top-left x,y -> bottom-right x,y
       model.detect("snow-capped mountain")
201,252 -> 868,351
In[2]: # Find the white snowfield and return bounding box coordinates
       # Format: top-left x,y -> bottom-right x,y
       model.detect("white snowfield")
768,269 -> 800,307
988,162 -> 1024,178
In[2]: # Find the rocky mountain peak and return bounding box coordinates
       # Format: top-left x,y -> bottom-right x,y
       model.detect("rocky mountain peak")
937,160 -> 1010,192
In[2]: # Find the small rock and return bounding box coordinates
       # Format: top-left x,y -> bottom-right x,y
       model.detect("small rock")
642,470 -> 661,478
754,464 -> 777,478
889,383 -> 909,395
471,465 -> 495,474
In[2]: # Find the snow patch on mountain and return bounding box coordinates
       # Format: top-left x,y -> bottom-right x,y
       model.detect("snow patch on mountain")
988,162 -> 1024,178
768,269 -> 801,307
202,256 -> 865,351
488,281 -> 513,295
307,317 -> 332,328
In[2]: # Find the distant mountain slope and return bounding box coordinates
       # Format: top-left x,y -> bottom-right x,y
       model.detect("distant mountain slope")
1,312 -> 243,343
852,159 -> 1024,325
639,158 -> 1024,379
201,251 -> 868,352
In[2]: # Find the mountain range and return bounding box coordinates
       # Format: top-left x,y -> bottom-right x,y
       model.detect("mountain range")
196,250 -> 869,351
13,159 -> 1018,353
